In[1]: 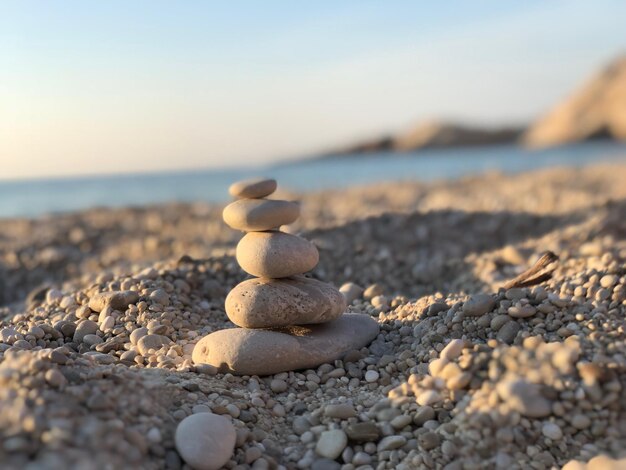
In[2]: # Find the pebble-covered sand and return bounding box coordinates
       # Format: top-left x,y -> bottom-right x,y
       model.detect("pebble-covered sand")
1,163 -> 625,469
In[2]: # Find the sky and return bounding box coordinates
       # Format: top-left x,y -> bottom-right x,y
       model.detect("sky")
1,1 -> 625,180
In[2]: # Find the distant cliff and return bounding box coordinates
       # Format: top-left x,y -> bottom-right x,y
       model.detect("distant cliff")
524,55 -> 626,148
392,121 -> 522,151
325,121 -> 523,157
313,55 -> 626,159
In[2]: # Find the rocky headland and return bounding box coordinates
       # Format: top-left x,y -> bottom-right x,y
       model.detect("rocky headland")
524,55 -> 626,148
313,54 -> 626,158
319,122 -> 524,157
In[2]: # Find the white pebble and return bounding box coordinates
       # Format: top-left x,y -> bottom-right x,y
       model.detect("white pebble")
175,413 -> 236,470
147,427 -> 162,443
541,422 -> 563,440
440,339 -> 464,361
364,370 -> 379,383
416,390 -> 442,406
315,429 -> 347,459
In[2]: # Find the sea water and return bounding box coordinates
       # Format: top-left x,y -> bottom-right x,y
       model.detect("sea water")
1,141 -> 625,218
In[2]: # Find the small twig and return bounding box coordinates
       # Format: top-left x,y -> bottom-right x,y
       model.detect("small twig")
503,251 -> 559,289
507,271 -> 554,289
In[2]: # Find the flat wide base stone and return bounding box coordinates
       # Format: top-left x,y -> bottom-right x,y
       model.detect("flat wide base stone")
192,314 -> 379,376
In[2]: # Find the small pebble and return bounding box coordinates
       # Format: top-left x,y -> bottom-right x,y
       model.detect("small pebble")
175,413 -> 236,470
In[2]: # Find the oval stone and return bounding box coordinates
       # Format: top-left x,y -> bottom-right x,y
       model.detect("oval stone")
236,231 -> 319,278
192,314 -> 379,376
175,413 -> 236,470
229,177 -> 277,199
462,294 -> 496,316
88,290 -> 139,313
136,334 -> 171,356
223,198 -> 300,232
226,276 -> 346,328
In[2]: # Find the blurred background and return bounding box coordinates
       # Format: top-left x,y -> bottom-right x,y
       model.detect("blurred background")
1,0 -> 625,218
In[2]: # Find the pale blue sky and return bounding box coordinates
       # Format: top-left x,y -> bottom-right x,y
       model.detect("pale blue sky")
1,1 -> 625,179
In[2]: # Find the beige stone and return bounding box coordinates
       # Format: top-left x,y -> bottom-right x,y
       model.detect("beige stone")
175,413 -> 236,470
88,290 -> 139,312
136,334 -> 170,356
462,294 -> 495,316
228,177 -> 277,199
226,276 -> 346,328
236,231 -> 319,278
222,198 -> 300,232
192,314 -> 379,376
339,282 -> 364,304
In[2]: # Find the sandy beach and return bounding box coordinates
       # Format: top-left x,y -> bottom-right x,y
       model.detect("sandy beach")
1,162 -> 625,469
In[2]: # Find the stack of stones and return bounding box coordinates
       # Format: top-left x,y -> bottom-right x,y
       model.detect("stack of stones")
193,177 -> 379,376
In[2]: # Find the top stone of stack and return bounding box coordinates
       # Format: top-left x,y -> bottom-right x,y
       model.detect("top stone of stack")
229,177 -> 277,199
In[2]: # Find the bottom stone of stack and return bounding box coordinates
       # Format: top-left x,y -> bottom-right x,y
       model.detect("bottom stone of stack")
192,314 -> 379,376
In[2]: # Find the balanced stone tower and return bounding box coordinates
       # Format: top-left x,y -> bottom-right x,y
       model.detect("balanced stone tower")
192,177 -> 379,376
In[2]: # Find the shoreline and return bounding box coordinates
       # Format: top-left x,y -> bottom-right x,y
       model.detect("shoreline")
1,141 -> 625,219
